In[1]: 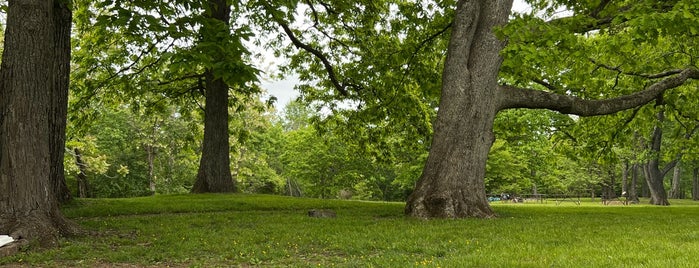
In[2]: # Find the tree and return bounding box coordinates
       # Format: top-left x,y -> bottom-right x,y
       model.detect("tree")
405,0 -> 699,218
51,0 -> 73,204
274,0 -> 699,217
190,0 -> 236,193
0,0 -> 79,247
71,0 -> 259,194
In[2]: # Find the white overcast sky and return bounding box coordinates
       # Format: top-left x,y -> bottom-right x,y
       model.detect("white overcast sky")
258,0 -> 533,111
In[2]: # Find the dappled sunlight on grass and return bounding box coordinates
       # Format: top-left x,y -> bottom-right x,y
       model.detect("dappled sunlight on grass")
2,194 -> 699,267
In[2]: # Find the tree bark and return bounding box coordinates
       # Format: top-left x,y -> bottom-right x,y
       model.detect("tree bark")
628,164 -> 640,203
644,109 -> 673,205
641,165 -> 650,198
669,162 -> 682,199
192,73 -> 236,193
73,148 -> 91,198
406,0 -> 511,218
145,144 -> 156,194
50,0 -> 73,205
0,0 -> 80,248
191,0 -> 236,193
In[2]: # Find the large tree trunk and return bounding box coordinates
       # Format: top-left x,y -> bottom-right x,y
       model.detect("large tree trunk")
190,0 -> 236,193
0,0 -> 80,249
191,72 -> 236,193
644,108 -> 674,205
50,0 -> 73,204
669,162 -> 682,199
405,0 -> 512,218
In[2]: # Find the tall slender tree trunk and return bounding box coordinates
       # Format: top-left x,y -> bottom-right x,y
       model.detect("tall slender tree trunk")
641,165 -> 650,197
50,0 -> 72,204
607,169 -> 617,199
146,145 -> 156,194
73,148 -> 91,198
191,0 -> 236,193
0,0 -> 80,249
669,162 -> 682,199
621,162 -> 628,196
405,0 -> 512,218
628,164 -> 640,203
692,167 -> 698,201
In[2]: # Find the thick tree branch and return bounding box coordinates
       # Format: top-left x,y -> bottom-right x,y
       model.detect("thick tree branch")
498,68 -> 699,116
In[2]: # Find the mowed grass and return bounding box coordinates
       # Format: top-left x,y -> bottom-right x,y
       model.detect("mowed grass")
2,194 -> 699,267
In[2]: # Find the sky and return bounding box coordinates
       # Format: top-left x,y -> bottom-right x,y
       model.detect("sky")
258,0 -> 533,112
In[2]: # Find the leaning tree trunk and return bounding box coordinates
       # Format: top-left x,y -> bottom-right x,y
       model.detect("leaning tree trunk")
190,0 -> 236,193
405,0 -> 512,218
0,0 -> 80,249
50,0 -> 73,204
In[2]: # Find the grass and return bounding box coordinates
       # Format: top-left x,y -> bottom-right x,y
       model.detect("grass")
2,194 -> 699,267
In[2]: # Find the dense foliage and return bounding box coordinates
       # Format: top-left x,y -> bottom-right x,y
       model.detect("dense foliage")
48,0 -> 699,201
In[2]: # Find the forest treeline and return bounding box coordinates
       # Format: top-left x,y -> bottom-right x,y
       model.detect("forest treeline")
66,91 -> 699,202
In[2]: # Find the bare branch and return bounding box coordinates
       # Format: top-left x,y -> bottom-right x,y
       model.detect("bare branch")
498,68 -> 699,116
546,1 -> 678,33
590,59 -> 684,78
278,23 -> 349,96
531,78 -> 558,92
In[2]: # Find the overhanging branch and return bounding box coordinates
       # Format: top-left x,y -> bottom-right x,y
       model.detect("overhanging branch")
498,68 -> 699,116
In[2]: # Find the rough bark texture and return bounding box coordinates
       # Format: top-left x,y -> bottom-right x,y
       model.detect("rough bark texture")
50,0 -> 73,204
499,68 -> 699,115
191,0 -> 236,193
192,73 -> 236,193
405,0 -> 512,218
0,0 -> 80,248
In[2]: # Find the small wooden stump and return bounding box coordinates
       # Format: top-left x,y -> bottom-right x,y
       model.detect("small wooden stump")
308,209 -> 336,218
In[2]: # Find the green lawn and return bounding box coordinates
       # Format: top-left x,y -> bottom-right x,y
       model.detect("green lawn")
2,194 -> 699,267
